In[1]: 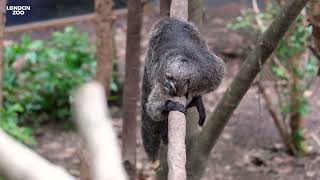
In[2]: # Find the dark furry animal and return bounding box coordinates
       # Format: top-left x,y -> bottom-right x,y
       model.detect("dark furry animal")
141,17 -> 225,161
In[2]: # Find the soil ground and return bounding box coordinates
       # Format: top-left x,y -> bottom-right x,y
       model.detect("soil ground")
6,2 -> 320,180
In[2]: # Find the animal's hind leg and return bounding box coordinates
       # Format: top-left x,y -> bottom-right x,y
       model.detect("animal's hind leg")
141,115 -> 162,161
161,118 -> 168,145
187,96 -> 206,126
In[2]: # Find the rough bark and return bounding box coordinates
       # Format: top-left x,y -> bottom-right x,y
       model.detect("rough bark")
186,0 -> 309,179
95,0 -> 113,96
188,0 -> 202,30
73,82 -> 128,180
160,0 -> 171,17
0,0 -> 6,106
0,130 -> 75,180
121,0 -> 142,179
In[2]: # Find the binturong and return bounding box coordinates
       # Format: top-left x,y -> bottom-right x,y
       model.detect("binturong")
141,17 -> 225,162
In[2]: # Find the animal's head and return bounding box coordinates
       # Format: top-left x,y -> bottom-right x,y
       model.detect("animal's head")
161,56 -> 192,97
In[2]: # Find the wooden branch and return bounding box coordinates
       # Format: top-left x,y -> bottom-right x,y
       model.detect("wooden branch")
167,96 -> 187,180
73,82 -> 127,180
256,82 -> 297,155
186,0 -> 309,179
156,1 -> 189,180
307,0 -> 320,51
0,130 -> 75,180
121,0 -> 143,179
95,0 -> 114,96
170,0 -> 188,21
160,0 -> 171,17
188,0 -> 203,30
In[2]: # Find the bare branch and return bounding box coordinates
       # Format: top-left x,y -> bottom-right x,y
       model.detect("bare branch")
73,82 -> 128,180
0,130 -> 75,180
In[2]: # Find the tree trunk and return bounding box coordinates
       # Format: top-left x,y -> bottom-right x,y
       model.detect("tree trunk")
288,55 -> 306,154
186,0 -> 309,179
0,0 -> 6,106
307,0 -> 320,74
170,0 -> 188,21
121,0 -> 142,179
309,0 -> 320,50
188,0 -> 202,30
95,0 -> 113,96
160,0 -> 171,17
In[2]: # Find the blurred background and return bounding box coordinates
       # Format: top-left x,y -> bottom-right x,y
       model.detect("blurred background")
1,0 -> 320,179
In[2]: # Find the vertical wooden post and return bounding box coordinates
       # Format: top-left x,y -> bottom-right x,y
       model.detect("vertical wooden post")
122,0 -> 143,179
95,0 -> 113,96
160,0 -> 171,17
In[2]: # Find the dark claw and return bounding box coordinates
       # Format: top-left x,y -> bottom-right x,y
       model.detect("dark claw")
198,112 -> 206,126
165,100 -> 186,114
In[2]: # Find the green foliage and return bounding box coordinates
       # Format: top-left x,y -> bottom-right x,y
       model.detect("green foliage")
0,104 -> 36,145
292,128 -> 307,153
4,27 -> 93,121
2,26 -> 121,142
230,2 -> 318,154
230,3 -> 317,117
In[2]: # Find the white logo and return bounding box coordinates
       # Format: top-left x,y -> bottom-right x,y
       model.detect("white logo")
6,6 -> 31,16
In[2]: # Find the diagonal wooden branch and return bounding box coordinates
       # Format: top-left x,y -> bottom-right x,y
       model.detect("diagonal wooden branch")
73,82 -> 128,180
186,0 -> 309,179
0,130 -> 75,180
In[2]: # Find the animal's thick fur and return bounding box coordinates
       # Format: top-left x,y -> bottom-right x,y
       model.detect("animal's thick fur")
141,17 -> 225,161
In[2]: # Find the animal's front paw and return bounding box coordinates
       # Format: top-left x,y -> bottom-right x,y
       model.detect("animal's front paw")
151,160 -> 160,170
198,112 -> 206,126
165,100 -> 186,114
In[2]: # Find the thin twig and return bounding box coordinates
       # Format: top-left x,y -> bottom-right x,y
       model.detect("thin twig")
311,133 -> 320,150
256,82 -> 297,155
